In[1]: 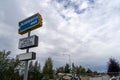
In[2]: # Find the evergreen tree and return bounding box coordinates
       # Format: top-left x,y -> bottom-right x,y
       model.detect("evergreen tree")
42,57 -> 54,79
86,68 -> 93,76
28,61 -> 34,80
94,71 -> 98,75
29,61 -> 34,72
107,58 -> 120,77
72,63 -> 76,73
34,61 -> 40,72
56,67 -> 64,73
76,66 -> 82,74
86,68 -> 92,73
34,61 -> 41,80
64,63 -> 70,73
81,67 -> 86,75
0,50 -> 21,80
28,61 -> 41,80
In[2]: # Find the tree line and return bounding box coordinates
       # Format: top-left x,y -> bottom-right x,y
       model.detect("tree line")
0,50 -> 120,80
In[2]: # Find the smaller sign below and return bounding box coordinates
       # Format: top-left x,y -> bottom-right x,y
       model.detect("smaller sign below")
19,35 -> 38,49
16,52 -> 36,61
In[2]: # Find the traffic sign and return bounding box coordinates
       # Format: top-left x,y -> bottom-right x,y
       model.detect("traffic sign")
16,52 -> 36,61
19,35 -> 38,49
19,13 -> 42,35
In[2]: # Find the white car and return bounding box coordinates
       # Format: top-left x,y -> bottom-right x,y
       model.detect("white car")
109,76 -> 120,80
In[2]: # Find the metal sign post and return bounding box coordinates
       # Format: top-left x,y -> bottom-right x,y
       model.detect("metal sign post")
24,31 -> 30,80
17,13 -> 42,80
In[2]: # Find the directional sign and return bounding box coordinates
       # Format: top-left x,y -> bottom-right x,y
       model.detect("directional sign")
16,52 -> 36,61
19,35 -> 38,49
19,13 -> 42,35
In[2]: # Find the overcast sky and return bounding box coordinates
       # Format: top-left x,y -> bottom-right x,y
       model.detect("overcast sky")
0,0 -> 120,72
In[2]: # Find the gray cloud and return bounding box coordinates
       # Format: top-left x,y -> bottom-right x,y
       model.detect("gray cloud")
0,0 -> 120,72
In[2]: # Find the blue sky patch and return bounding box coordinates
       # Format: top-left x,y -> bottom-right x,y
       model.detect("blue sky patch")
53,0 -> 94,15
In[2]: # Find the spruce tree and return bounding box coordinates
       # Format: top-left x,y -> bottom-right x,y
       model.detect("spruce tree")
107,58 -> 120,77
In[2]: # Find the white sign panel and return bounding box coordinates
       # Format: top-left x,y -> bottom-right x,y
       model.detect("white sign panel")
16,52 -> 36,61
19,35 -> 38,49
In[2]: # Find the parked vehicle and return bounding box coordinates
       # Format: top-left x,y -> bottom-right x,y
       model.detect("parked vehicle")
109,76 -> 120,80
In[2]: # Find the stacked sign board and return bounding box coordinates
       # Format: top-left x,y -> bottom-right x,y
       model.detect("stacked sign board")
19,35 -> 38,49
16,52 -> 36,61
17,13 -> 42,61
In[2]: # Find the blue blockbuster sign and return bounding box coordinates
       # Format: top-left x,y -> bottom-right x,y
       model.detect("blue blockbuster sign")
19,13 -> 42,35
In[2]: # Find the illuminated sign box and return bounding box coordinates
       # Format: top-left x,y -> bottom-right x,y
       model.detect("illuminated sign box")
16,52 -> 36,61
19,13 -> 42,35
19,35 -> 38,49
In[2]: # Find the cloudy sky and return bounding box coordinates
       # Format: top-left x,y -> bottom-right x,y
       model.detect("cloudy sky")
0,0 -> 120,72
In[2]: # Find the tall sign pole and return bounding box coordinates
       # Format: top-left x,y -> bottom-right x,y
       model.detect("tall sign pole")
17,13 -> 42,80
24,31 -> 30,80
